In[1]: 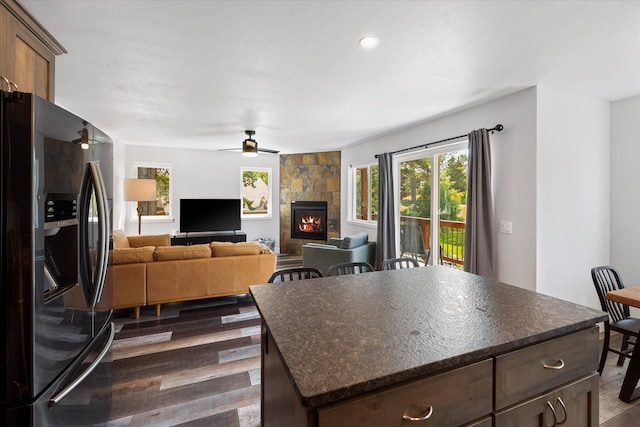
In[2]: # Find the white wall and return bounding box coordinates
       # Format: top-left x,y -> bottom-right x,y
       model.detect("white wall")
116,145 -> 280,250
341,88 -> 538,291
536,86 -> 610,311
610,96 -> 640,290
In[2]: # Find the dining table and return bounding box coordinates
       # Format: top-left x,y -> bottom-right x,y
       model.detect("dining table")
606,285 -> 640,402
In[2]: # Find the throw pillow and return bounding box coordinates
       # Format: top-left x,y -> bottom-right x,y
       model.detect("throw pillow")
112,229 -> 131,249
341,232 -> 369,249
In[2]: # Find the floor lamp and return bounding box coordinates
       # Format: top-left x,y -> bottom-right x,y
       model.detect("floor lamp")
124,178 -> 157,235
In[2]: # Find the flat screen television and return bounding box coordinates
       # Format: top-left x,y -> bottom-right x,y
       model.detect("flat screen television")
179,199 -> 241,232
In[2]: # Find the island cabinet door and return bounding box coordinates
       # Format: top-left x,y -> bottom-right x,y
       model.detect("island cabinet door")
494,373 -> 599,427
317,359 -> 493,427
261,324 -> 311,427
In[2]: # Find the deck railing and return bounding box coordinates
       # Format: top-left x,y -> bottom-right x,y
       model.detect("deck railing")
399,216 -> 465,267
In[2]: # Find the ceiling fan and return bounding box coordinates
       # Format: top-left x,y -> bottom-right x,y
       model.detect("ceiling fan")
219,130 -> 280,156
72,120 -> 89,149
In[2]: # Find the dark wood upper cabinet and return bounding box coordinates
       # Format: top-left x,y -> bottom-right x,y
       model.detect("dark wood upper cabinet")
1,0 -> 66,101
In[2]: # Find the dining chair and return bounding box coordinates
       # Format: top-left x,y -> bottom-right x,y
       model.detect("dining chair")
400,222 -> 431,264
379,257 -> 420,271
326,261 -> 374,276
591,265 -> 640,374
268,267 -> 323,283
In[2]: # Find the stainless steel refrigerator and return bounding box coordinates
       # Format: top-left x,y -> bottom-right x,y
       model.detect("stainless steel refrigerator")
1,90 -> 114,425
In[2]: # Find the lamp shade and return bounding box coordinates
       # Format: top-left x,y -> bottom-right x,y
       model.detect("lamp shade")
124,179 -> 157,201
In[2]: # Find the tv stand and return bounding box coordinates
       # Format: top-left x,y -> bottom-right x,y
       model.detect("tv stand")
171,231 -> 247,246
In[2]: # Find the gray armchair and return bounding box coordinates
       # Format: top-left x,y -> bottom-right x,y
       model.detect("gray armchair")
302,232 -> 376,276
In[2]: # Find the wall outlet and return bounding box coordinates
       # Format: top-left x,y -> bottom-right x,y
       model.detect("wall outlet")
499,221 -> 513,234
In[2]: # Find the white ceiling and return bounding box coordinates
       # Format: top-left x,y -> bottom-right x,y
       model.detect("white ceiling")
21,0 -> 640,154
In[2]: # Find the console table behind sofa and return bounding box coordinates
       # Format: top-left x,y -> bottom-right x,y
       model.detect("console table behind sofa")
171,231 -> 247,245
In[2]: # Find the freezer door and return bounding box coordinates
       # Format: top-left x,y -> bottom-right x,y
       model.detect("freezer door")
4,321 -> 114,426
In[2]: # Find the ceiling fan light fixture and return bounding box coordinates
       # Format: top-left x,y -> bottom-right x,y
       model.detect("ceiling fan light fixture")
74,120 -> 90,149
242,132 -> 258,157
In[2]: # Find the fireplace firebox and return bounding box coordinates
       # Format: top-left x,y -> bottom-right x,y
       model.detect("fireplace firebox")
291,201 -> 328,241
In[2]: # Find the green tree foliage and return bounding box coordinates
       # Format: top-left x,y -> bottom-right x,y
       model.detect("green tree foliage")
243,170 -> 269,188
138,167 -> 170,216
399,152 -> 467,221
371,165 -> 379,218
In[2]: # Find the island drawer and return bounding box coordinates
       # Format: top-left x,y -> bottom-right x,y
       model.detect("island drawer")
495,327 -> 598,410
317,359 -> 492,427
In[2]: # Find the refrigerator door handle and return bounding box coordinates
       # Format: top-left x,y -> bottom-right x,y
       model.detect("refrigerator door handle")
78,162 -> 110,307
49,322 -> 115,406
90,162 -> 110,306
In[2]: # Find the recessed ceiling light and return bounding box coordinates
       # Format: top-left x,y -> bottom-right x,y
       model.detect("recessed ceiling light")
359,35 -> 379,49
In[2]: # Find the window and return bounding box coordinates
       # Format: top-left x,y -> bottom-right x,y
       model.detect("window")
398,143 -> 467,267
241,167 -> 272,219
131,163 -> 172,221
350,163 -> 378,224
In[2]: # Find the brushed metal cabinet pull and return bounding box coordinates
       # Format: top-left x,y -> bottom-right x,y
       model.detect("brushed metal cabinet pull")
402,406 -> 433,422
543,359 -> 565,370
545,400 -> 558,427
555,396 -> 568,425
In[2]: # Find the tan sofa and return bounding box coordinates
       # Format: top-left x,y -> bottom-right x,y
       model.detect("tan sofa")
106,230 -> 276,318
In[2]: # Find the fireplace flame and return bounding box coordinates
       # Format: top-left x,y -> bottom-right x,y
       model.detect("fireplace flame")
298,215 -> 322,233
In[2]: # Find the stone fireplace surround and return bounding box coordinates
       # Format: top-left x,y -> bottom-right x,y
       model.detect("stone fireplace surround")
280,151 -> 340,256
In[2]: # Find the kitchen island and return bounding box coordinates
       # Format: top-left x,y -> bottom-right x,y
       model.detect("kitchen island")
249,266 -> 607,426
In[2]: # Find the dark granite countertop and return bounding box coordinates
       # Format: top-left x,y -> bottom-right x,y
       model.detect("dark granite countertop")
249,266 -> 607,409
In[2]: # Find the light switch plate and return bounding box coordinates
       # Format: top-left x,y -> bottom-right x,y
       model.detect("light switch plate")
499,221 -> 513,234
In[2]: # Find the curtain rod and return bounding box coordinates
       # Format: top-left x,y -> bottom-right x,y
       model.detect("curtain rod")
375,124 -> 504,158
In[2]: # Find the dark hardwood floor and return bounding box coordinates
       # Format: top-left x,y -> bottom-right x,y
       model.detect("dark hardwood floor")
101,272 -> 639,426
107,295 -> 261,426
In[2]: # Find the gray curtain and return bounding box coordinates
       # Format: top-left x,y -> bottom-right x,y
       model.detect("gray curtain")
375,153 -> 396,269
464,129 -> 496,278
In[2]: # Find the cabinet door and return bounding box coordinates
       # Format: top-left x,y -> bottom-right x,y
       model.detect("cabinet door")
5,12 -> 55,100
553,373 -> 599,427
262,325 -> 309,427
0,6 -> 8,78
495,374 -> 598,427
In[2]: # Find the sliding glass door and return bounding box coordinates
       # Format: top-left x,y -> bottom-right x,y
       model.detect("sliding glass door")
397,142 -> 468,267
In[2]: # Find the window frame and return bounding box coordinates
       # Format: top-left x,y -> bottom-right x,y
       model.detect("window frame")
394,140 -> 467,264
240,167 -> 273,220
129,162 -> 173,223
348,161 -> 378,228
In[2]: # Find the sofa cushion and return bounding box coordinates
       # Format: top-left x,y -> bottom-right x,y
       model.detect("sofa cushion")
112,229 -> 131,249
211,241 -> 261,257
341,232 -> 369,249
128,234 -> 171,248
154,244 -> 211,261
113,246 -> 155,264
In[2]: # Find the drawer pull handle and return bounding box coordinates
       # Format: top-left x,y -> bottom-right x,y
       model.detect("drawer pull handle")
556,397 -> 567,425
402,406 -> 433,422
545,401 -> 558,427
543,359 -> 565,370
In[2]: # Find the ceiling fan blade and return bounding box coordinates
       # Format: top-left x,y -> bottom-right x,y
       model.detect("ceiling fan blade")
258,147 -> 280,154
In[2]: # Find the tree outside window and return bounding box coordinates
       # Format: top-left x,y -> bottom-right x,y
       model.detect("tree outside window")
134,164 -> 172,219
241,168 -> 272,218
